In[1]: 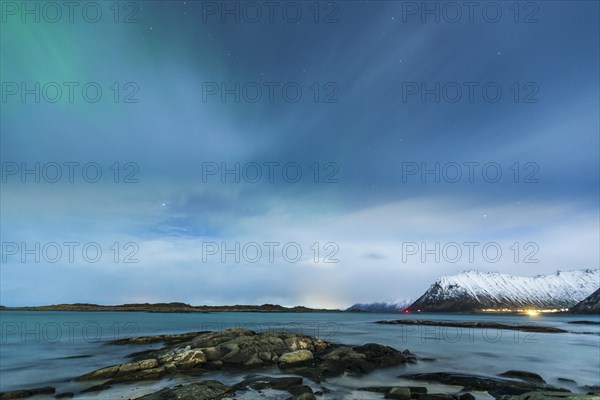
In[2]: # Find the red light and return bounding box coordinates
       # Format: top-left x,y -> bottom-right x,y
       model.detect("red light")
404,310 -> 410,313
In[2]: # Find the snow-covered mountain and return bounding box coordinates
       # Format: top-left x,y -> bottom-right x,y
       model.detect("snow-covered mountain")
347,299 -> 413,313
570,288 -> 600,314
407,269 -> 600,312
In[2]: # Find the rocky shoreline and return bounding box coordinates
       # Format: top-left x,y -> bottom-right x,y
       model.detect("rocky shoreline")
375,319 -> 569,333
1,329 -> 598,400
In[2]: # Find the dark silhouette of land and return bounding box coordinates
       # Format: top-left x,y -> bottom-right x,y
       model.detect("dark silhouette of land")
0,302 -> 341,313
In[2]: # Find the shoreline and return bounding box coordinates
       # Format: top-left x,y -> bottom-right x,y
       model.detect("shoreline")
1,304 -> 598,315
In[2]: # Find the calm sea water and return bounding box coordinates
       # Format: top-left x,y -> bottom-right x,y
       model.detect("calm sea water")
1,311 -> 598,398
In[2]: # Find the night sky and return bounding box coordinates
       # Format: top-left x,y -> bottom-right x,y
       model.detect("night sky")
1,1 -> 598,307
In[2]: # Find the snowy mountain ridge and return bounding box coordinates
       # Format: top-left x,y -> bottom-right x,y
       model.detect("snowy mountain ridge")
407,269 -> 600,312
347,298 -> 413,313
570,288 -> 600,314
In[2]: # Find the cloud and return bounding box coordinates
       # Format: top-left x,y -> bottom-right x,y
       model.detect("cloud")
2,190 -> 597,307
1,2 -> 598,307
362,252 -> 387,260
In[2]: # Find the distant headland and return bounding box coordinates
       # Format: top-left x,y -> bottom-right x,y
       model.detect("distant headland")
0,303 -> 342,313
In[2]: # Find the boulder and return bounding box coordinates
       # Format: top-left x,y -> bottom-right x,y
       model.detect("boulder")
78,359 -> 158,380
386,387 -> 411,400
136,380 -> 233,400
419,395 -> 457,400
290,394 -> 316,400
401,373 -> 570,397
279,350 -> 314,364
80,384 -> 112,393
160,349 -> 206,368
234,376 -> 304,391
322,348 -> 367,360
557,379 -> 577,384
360,386 -> 429,398
288,385 -> 314,396
499,370 -> 546,384
77,365 -> 119,380
0,387 -> 55,399
499,391 -> 600,400
108,366 -> 167,383
54,393 -> 74,399
402,349 -> 418,363
283,343 -> 411,382
584,386 -> 600,395
353,343 -> 408,368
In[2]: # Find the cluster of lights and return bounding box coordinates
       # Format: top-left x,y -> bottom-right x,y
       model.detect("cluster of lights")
481,308 -> 569,315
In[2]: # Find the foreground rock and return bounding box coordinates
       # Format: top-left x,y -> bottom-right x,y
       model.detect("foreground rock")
499,392 -> 600,400
377,320 -> 568,333
76,329 -> 414,390
78,359 -> 160,380
278,349 -> 314,364
0,387 -> 55,399
400,372 -> 569,398
359,385 -> 428,399
111,331 -> 205,345
498,370 -> 546,384
280,343 -> 416,382
138,376 -> 322,400
136,380 -> 233,400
